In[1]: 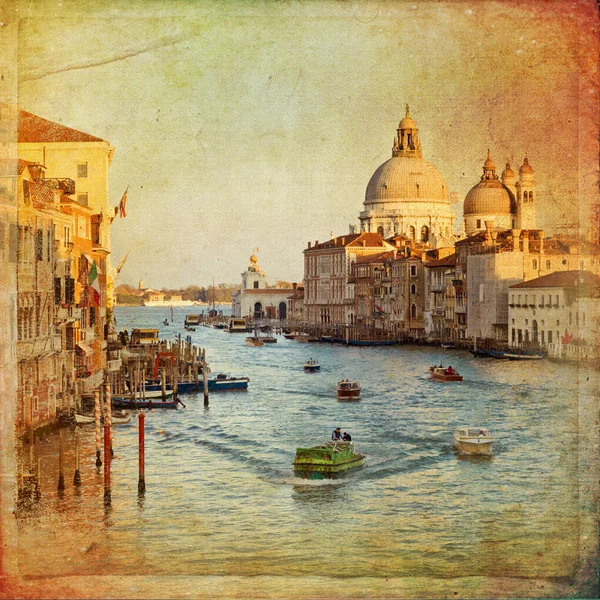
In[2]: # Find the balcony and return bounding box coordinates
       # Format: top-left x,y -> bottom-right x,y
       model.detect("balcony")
455,306 -> 466,314
434,308 -> 445,316
77,370 -> 104,394
431,284 -> 444,292
56,306 -> 82,321
107,358 -> 122,372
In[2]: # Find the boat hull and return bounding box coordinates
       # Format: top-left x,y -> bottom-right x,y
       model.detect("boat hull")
504,353 -> 545,360
293,443 -> 365,479
112,397 -> 179,409
453,438 -> 493,455
430,372 -> 463,382
144,378 -> 249,393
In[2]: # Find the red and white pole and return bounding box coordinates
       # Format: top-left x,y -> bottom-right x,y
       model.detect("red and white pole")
138,412 -> 146,495
94,388 -> 102,467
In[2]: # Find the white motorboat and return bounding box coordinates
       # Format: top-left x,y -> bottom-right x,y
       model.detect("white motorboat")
453,427 -> 494,455
75,413 -> 95,425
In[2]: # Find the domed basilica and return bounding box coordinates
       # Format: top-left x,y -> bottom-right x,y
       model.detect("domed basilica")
463,151 -> 536,236
358,105 -> 456,248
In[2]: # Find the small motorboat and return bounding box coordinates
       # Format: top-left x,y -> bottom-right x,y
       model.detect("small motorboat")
162,319 -> 169,326
293,441 -> 365,480
304,359 -> 320,372
184,325 -> 196,332
284,333 -> 296,340
453,427 -> 494,455
245,337 -> 264,346
429,366 -> 463,382
337,380 -> 361,399
75,413 -> 95,425
441,342 -> 455,349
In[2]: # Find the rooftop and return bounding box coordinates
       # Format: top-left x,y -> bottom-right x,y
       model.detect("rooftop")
510,270 -> 600,293
18,110 -> 106,143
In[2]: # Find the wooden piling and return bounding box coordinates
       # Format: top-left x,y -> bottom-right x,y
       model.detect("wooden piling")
138,412 -> 146,495
202,348 -> 209,406
104,382 -> 113,458
94,388 -> 102,467
58,428 -> 65,491
73,432 -> 81,486
103,424 -> 111,504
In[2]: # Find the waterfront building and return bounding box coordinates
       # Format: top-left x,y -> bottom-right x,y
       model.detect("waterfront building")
359,106 -> 456,248
424,253 -> 464,341
287,283 -> 304,323
303,232 -> 394,325
351,250 -> 396,332
509,270 -> 600,360
457,225 -> 600,342
17,111 -> 115,310
463,152 -> 536,236
232,254 -> 294,320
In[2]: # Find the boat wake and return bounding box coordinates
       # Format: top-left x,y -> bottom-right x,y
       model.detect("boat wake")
262,476 -> 347,488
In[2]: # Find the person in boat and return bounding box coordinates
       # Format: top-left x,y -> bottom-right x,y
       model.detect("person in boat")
446,365 -> 454,374
332,427 -> 342,441
342,431 -> 352,442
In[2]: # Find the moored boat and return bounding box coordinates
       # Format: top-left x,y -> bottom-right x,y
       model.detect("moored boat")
337,380 -> 361,399
503,350 -> 545,360
429,366 -> 463,381
453,427 -> 494,455
293,441 -> 365,480
75,413 -> 95,425
304,359 -> 320,372
112,396 -> 179,409
245,337 -> 264,346
184,325 -> 196,332
111,410 -> 131,425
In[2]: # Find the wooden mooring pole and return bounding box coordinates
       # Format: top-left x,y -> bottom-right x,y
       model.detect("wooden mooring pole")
57,429 -> 65,492
103,424 -> 111,504
94,388 -> 102,467
73,431 -> 81,486
104,382 -> 113,458
202,348 -> 209,407
138,412 -> 146,495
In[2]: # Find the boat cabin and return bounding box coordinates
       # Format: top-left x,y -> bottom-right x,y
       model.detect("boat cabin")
130,328 -> 160,346
455,427 -> 491,438
185,314 -> 201,326
229,318 -> 247,332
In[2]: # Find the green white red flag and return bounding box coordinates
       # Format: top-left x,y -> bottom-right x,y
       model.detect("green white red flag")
88,260 -> 101,305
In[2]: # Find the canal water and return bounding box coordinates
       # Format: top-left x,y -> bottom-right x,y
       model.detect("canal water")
14,306 -> 594,585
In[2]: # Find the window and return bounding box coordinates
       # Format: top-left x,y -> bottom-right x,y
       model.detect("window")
411,283 -> 416,295
35,229 -> 43,261
533,260 -> 537,270
420,225 -> 429,243
548,330 -> 553,344
546,260 -> 551,270
377,226 -> 384,237
411,303 -> 417,318
253,281 -> 259,289
77,193 -> 88,206
410,264 -> 417,277
77,163 -> 88,178
54,277 -> 62,304
476,219 -> 481,229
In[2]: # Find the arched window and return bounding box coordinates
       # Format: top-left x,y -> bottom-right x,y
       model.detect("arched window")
533,260 -> 538,270
254,302 -> 263,320
409,226 -> 416,240
517,190 -> 521,201
528,191 -> 533,201
411,303 -> 417,318
377,226 -> 384,237
421,225 -> 429,243
411,283 -> 416,295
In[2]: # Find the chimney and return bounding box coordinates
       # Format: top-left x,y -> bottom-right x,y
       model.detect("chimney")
342,237 -> 345,245
511,229 -> 521,252
523,233 -> 529,254
315,241 -> 319,246
308,241 -> 312,249
293,282 -> 297,290
362,241 -> 366,247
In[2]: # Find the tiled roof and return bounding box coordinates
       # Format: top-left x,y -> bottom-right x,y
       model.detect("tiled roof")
510,270 -> 600,292
425,253 -> 456,268
347,232 -> 389,248
355,250 -> 395,264
310,232 -> 391,251
18,110 -> 106,143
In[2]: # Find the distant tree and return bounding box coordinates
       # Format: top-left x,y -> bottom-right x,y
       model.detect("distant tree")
268,280 -> 294,289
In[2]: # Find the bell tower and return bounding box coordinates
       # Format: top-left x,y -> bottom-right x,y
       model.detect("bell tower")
392,104 -> 423,158
515,156 -> 536,229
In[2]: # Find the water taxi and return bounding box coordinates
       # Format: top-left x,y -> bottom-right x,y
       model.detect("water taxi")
453,427 -> 494,455
185,314 -> 202,327
293,441 -> 365,480
229,318 -> 248,333
304,359 -> 320,372
337,380 -> 361,399
429,366 -> 463,382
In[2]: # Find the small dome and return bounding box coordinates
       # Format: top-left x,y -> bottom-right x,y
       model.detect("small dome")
519,157 -> 534,175
502,162 -> 515,178
399,115 -> 417,130
250,254 -> 258,264
464,180 -> 515,215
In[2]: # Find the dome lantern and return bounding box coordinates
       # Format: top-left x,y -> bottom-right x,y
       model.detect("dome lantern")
392,104 -> 422,158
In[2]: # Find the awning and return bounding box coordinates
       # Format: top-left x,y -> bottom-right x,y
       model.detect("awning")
76,342 -> 93,356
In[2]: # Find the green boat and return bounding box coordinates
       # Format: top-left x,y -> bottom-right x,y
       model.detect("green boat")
293,441 -> 365,480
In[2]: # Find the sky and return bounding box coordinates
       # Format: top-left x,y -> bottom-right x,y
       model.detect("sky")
14,0 -> 599,289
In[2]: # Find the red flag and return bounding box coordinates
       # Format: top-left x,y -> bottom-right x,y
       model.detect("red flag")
562,329 -> 574,345
375,304 -> 383,312
119,187 -> 128,218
